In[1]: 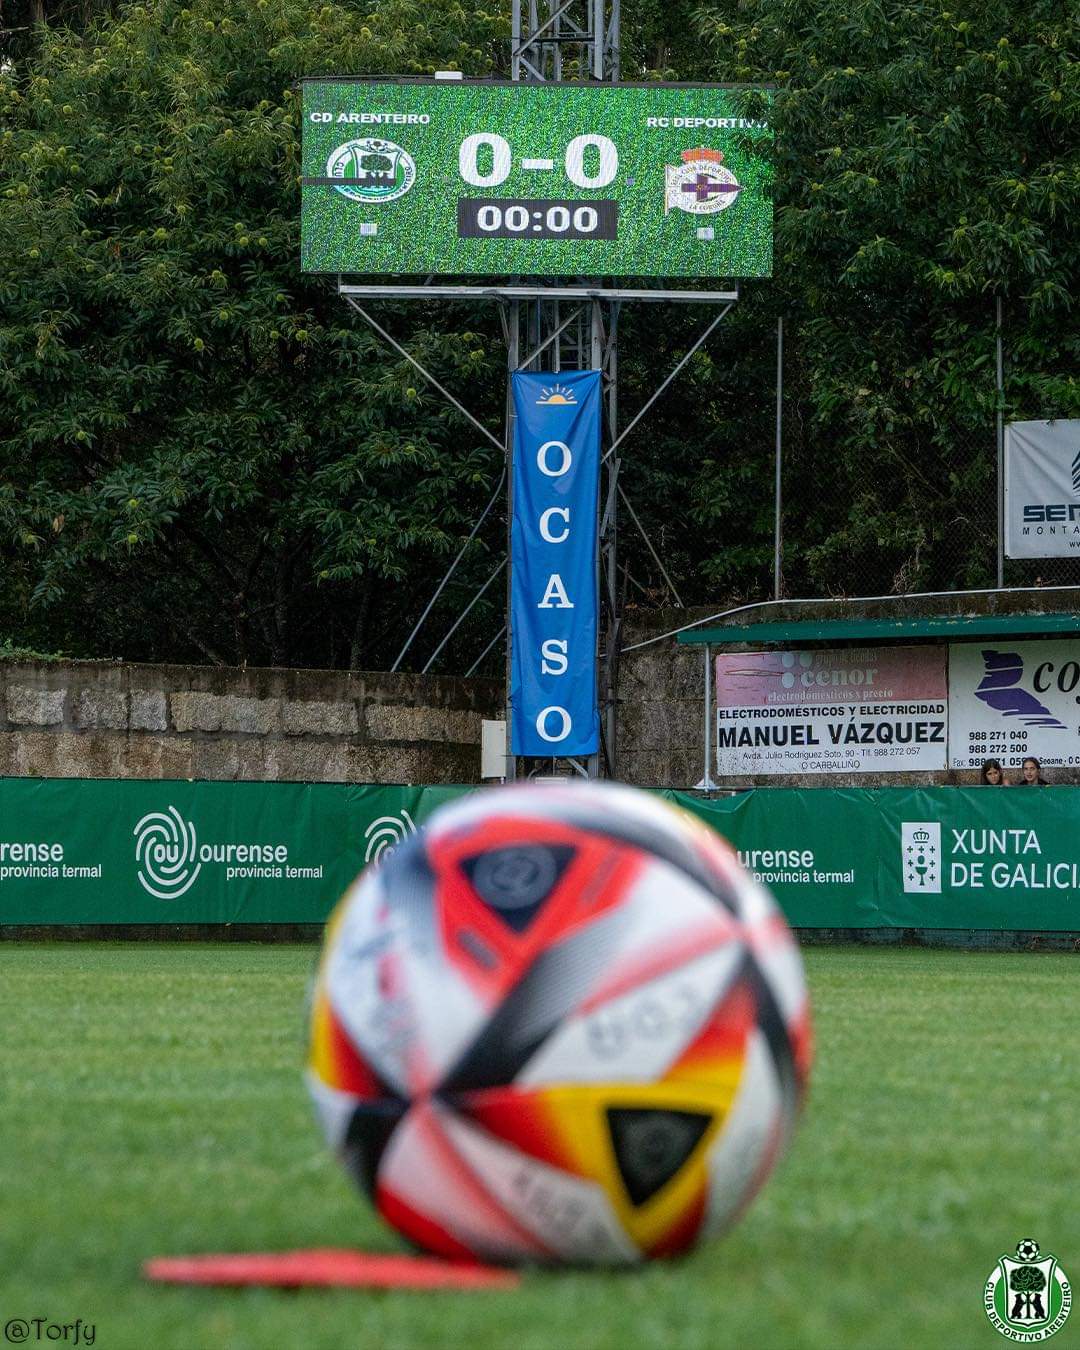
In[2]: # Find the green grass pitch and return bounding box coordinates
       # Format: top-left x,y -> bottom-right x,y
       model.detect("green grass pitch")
1,943 -> 1077,1349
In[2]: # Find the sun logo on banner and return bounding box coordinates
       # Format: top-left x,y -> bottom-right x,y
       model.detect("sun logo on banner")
535,383 -> 577,407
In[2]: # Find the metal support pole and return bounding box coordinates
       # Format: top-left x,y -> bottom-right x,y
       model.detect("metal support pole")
590,299 -> 606,778
511,0 -> 522,78
344,299 -> 503,452
604,303 -> 733,462
697,643 -> 715,791
391,468 -> 506,671
466,624 -> 506,678
504,301 -> 520,781
421,558 -> 507,674
520,305 -> 583,371
510,0 -> 621,781
705,643 -> 712,788
340,284 -> 738,304
996,295 -> 1005,589
774,315 -> 783,601
617,484 -> 682,607
596,299 -> 620,776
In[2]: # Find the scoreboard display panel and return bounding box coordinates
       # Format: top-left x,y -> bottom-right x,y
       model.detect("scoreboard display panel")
301,80 -> 772,278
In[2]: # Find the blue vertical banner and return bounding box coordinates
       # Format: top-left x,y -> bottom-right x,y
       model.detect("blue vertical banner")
510,370 -> 601,757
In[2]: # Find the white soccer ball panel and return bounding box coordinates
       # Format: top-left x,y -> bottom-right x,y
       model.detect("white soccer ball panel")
702,1029 -> 784,1237
439,1108 -> 641,1265
516,943 -> 744,1088
326,862 -> 488,1097
305,1069 -> 360,1153
377,1100 -> 551,1262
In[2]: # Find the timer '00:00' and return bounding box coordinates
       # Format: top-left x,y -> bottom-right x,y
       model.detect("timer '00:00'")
456,198 -> 618,240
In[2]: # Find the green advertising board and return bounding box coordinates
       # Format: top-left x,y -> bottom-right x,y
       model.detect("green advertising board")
672,787 -> 1080,930
301,80 -> 772,278
2,779 -> 1078,930
0,779 -> 463,925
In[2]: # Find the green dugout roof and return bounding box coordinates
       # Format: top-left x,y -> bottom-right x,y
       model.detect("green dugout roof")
677,613 -> 1080,646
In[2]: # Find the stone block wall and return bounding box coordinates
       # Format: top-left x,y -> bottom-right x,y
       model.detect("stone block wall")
615,590 -> 1080,790
6,586 -> 1075,790
617,609 -> 711,790
0,661 -> 502,783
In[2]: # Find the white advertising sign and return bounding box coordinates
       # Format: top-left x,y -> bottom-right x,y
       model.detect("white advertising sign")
714,647 -> 948,775
948,640 -> 1080,771
1004,418 -> 1080,558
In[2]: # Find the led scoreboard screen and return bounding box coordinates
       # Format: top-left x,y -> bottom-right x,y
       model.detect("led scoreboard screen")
301,80 -> 773,278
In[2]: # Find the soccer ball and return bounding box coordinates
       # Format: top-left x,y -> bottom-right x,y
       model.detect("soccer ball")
306,781 -> 811,1264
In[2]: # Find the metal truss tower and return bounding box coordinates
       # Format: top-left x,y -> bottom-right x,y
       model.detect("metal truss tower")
507,0 -> 622,781
340,14 -> 738,781
511,0 -> 620,83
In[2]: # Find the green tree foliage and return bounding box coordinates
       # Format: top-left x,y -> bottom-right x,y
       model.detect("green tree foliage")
1,0 -> 1077,669
0,0 -> 509,667
677,0 -> 1079,597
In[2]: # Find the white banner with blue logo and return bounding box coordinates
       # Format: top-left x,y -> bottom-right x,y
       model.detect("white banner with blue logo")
948,639 -> 1080,770
510,370 -> 601,757
1004,418 -> 1080,558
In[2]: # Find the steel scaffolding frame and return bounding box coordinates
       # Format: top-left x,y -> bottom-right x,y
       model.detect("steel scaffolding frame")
335,3 -> 738,779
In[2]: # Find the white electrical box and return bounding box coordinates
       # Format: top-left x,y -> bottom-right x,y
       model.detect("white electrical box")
480,719 -> 508,779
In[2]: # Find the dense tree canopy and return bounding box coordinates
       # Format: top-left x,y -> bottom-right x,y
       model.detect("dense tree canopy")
0,0 -> 514,668
686,0 -> 1078,596
0,0 -> 1076,669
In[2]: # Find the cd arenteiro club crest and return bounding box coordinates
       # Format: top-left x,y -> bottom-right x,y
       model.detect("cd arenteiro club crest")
327,138 -> 416,205
985,1240 -> 1072,1341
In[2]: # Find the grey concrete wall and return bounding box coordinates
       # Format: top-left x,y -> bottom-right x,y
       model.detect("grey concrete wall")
0,661 -> 502,783
615,590 -> 1080,790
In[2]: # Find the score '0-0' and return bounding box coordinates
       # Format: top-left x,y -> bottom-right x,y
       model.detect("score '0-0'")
458,133 -> 619,189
